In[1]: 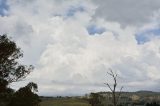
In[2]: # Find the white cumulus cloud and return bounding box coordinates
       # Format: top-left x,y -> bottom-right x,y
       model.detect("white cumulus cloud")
1,0 -> 160,96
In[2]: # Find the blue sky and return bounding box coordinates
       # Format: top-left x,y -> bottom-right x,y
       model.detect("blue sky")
0,0 -> 9,16
136,27 -> 160,44
87,25 -> 106,35
66,6 -> 85,17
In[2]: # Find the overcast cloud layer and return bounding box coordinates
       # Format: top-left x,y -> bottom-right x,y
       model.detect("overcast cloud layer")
1,0 -> 160,96
93,0 -> 160,26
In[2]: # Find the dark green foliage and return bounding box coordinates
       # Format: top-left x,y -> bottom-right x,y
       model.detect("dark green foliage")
0,34 -> 33,92
27,82 -> 38,92
0,34 -> 39,106
146,102 -> 160,106
0,79 -> 8,93
0,88 -> 14,106
8,82 -> 41,106
89,93 -> 105,106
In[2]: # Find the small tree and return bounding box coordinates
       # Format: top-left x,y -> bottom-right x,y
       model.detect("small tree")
8,82 -> 41,106
104,69 -> 123,106
89,93 -> 104,106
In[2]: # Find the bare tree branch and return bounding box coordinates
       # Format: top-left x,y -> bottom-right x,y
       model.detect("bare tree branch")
105,69 -> 123,106
104,83 -> 113,92
116,86 -> 124,105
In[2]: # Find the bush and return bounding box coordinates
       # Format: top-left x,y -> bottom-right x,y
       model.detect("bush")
8,82 -> 41,106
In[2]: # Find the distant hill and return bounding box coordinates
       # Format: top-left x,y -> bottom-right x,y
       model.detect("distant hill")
136,90 -> 154,93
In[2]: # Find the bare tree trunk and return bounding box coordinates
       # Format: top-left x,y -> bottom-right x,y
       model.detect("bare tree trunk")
113,92 -> 116,106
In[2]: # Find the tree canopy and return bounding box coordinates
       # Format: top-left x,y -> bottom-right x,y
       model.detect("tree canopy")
8,82 -> 41,106
0,34 -> 33,93
0,34 -> 40,106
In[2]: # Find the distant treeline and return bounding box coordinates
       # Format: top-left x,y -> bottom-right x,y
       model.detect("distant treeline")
88,91 -> 160,106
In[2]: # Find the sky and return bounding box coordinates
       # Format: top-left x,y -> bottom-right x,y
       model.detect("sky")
1,0 -> 160,96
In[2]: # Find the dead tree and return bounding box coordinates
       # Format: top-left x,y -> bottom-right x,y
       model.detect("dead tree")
104,69 -> 123,106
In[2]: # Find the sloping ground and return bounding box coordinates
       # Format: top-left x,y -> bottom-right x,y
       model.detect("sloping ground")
40,98 -> 91,106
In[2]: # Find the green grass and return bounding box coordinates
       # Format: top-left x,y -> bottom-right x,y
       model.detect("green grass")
40,98 -> 91,106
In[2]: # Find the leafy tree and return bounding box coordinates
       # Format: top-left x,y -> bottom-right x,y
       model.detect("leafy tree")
0,34 -> 33,93
89,93 -> 104,106
8,82 -> 41,106
0,34 -> 35,106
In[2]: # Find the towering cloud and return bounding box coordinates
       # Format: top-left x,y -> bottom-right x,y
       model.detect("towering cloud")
0,0 -> 160,96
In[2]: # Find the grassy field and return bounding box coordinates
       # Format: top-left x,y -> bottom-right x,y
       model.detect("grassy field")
40,98 -> 91,106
